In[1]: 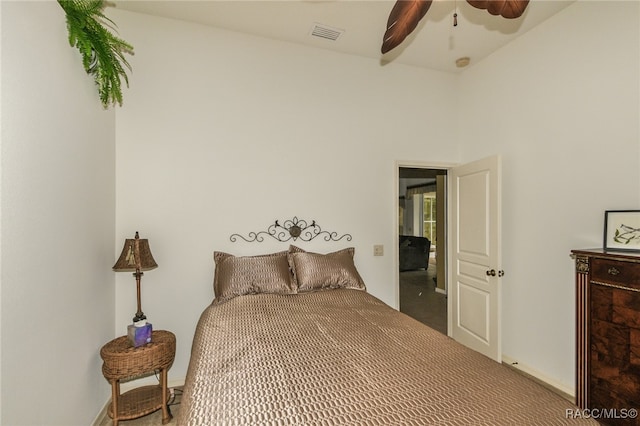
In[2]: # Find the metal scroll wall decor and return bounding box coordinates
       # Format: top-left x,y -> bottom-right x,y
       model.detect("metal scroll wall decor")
230,217 -> 352,243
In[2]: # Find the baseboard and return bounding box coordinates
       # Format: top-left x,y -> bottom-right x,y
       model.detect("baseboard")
91,400 -> 110,426
501,355 -> 574,403
92,377 -> 185,426
434,287 -> 446,295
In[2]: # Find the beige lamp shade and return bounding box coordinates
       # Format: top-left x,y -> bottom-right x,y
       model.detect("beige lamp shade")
113,231 -> 158,272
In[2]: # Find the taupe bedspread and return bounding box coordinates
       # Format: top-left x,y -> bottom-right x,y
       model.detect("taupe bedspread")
178,289 -> 595,425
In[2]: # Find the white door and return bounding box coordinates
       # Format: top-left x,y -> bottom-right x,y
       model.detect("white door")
449,155 -> 502,362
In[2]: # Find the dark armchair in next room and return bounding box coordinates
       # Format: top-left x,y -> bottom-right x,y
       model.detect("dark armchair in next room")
399,235 -> 431,271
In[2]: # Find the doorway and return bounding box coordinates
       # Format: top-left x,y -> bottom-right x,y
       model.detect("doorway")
398,167 -> 447,335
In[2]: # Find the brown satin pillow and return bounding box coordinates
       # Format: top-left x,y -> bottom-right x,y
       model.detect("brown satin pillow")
213,251 -> 296,304
288,246 -> 366,292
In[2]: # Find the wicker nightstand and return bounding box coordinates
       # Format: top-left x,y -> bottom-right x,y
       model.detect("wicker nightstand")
100,330 -> 176,426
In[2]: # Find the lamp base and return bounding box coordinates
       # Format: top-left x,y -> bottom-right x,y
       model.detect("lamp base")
127,322 -> 153,347
133,312 -> 147,323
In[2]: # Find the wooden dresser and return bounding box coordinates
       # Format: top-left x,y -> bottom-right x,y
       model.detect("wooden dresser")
572,249 -> 640,425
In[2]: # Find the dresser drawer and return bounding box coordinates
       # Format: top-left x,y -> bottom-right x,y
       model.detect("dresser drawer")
591,258 -> 640,290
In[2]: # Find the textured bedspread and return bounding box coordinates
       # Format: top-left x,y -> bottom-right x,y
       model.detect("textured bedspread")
178,289 -> 595,425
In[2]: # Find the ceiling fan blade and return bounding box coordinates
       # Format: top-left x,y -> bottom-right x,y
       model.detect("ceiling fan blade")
381,0 -> 433,54
466,0 -> 530,19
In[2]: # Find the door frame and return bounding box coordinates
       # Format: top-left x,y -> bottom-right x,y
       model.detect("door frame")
394,160 -> 456,321
395,158 -> 502,359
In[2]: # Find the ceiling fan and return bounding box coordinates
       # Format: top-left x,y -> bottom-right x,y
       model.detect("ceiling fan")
381,0 -> 530,53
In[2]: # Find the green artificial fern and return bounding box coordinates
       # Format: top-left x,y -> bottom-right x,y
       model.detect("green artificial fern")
58,0 -> 133,108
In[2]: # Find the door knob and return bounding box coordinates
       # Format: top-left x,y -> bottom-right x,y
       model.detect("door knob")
486,269 -> 496,276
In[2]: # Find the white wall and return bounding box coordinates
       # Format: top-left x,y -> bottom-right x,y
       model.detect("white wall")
1,2 -> 115,425
457,1 -> 640,392
111,9 -> 458,385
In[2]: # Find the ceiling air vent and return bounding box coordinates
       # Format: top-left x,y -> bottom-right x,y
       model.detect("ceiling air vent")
309,23 -> 344,41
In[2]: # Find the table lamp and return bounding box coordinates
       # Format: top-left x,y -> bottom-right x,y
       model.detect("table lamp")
113,231 -> 158,324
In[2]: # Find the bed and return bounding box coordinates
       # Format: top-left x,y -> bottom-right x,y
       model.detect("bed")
178,244 -> 596,425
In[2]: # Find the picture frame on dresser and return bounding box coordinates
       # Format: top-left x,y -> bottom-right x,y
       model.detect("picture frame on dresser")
604,210 -> 640,251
